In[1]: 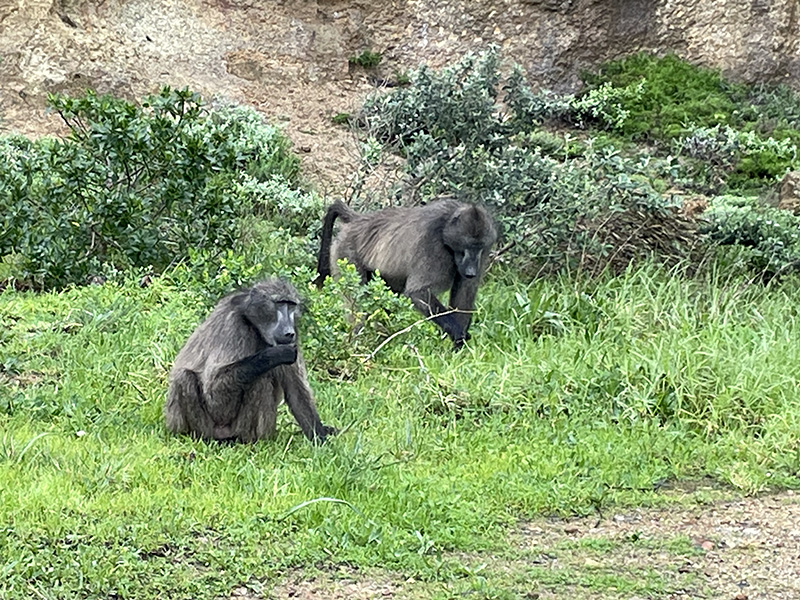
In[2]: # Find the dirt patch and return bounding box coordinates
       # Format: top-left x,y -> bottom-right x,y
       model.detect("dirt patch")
260,492 -> 800,600
518,491 -> 800,599
257,568 -> 418,600
0,370 -> 49,387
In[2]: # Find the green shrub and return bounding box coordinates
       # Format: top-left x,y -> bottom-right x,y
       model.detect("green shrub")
503,67 -> 572,128
0,88 -> 302,290
742,82 -> 800,135
305,263 -> 429,377
239,175 -> 325,235
359,49 -> 503,150
355,51 -> 693,276
507,52 -> 800,197
675,125 -> 798,193
700,195 -> 800,276
579,53 -> 744,140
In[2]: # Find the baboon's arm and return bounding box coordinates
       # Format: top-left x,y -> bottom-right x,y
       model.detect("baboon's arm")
406,288 -> 468,346
281,362 -> 335,444
449,275 -> 479,333
206,345 -> 298,423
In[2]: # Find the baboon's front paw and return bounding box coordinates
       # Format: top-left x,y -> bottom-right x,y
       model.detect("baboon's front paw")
273,344 -> 298,365
453,335 -> 469,350
312,424 -> 338,445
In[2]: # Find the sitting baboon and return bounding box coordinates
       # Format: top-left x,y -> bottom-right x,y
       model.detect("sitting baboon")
315,198 -> 497,349
165,278 -> 335,444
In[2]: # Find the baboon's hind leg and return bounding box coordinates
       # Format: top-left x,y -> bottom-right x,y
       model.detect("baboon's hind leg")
166,369 -> 218,440
231,380 -> 278,443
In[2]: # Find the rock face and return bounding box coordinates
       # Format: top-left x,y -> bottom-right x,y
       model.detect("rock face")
1,0 -> 799,186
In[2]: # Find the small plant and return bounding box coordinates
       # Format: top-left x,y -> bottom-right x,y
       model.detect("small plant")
393,70 -> 411,86
305,262 -> 425,376
331,112 -> 351,125
570,79 -> 645,131
360,137 -> 383,166
349,50 -> 382,69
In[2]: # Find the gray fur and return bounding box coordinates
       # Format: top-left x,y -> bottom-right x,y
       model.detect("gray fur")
315,199 -> 497,348
164,278 -> 335,444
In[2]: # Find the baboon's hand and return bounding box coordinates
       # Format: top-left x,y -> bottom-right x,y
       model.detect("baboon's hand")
312,424 -> 338,445
452,331 -> 471,351
268,344 -> 298,365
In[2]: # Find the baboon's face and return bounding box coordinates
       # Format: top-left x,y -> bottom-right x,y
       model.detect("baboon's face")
444,206 -> 496,280
260,301 -> 298,346
243,290 -> 299,346
454,247 -> 484,279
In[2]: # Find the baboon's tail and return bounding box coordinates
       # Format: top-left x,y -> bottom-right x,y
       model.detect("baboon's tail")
315,200 -> 356,288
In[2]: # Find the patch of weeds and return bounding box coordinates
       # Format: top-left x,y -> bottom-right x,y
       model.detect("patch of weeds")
393,70 -> 411,86
349,50 -> 382,69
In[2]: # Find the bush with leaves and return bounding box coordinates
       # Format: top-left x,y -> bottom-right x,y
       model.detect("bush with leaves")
0,88 -> 302,289
579,52 -> 745,141
505,67 -> 645,133
675,125 -> 798,193
354,50 -> 693,276
503,67 -> 573,129
359,49 -> 504,151
304,263 -> 431,378
700,195 -> 800,276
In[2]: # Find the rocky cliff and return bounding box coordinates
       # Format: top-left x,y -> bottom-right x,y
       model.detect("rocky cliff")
2,0 -> 798,188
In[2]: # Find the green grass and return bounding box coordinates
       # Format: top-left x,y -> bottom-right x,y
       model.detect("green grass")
1,265 -> 800,598
349,50 -> 382,69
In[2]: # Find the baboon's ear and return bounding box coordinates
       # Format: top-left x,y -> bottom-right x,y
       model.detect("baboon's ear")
229,289 -> 252,311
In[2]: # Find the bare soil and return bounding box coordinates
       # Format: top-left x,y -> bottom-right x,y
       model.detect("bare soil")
261,491 -> 800,600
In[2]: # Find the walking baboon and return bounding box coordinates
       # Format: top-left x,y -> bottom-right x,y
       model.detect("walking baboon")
315,198 -> 497,349
165,278 -> 335,444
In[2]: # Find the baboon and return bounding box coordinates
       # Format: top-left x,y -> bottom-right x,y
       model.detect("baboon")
315,198 -> 497,349
165,278 -> 335,444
